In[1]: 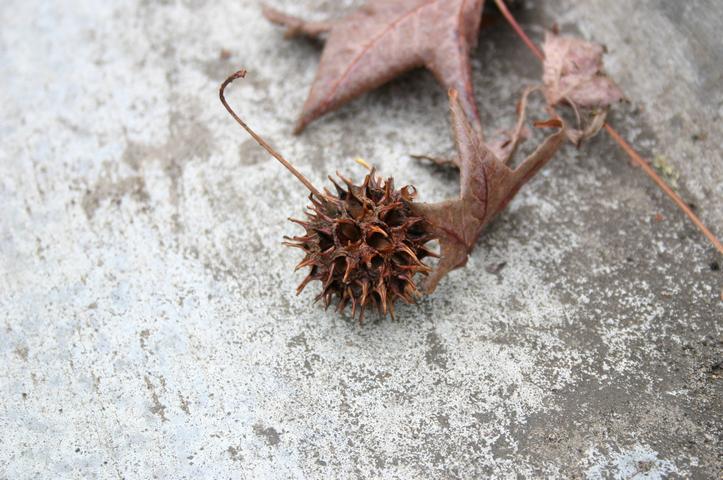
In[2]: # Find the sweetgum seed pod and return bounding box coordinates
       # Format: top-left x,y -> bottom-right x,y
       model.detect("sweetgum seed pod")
220,70 -> 437,321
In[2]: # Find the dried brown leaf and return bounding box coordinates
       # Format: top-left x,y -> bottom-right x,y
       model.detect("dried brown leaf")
542,31 -> 623,110
263,0 -> 486,133
412,88 -> 566,292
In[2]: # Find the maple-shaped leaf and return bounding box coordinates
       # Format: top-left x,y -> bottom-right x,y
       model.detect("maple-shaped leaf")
412,88 -> 566,293
542,31 -> 623,110
263,0 -> 486,133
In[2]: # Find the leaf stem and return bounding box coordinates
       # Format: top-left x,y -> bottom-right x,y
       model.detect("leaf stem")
219,70 -> 323,198
494,0 -> 723,255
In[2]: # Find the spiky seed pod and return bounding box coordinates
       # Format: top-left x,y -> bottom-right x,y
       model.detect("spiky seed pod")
220,71 -> 437,320
284,169 -> 437,320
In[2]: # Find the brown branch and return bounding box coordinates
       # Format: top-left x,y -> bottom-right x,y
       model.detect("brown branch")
494,0 -> 723,255
219,69 -> 323,198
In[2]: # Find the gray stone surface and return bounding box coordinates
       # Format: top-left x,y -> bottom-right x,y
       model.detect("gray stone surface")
1,0 -> 721,478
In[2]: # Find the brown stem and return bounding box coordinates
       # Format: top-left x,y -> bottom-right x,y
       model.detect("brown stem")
604,124 -> 723,254
493,0 -> 544,61
219,69 -> 323,198
494,0 -> 723,255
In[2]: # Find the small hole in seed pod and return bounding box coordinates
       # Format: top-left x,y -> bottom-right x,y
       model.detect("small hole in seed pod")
366,184 -> 383,202
346,197 -> 365,219
370,255 -> 384,269
368,232 -> 393,252
407,220 -> 428,236
336,222 -> 361,245
333,257 -> 346,273
383,209 -> 406,227
317,231 -> 334,250
392,251 -> 413,265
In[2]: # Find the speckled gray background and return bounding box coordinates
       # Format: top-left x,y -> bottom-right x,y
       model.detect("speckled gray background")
1,0 -> 721,478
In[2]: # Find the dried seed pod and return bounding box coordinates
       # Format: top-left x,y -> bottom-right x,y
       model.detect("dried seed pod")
285,170 -> 436,320
220,70 -> 436,321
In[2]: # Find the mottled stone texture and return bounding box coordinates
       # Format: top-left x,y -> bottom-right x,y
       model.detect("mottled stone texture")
1,0 -> 720,478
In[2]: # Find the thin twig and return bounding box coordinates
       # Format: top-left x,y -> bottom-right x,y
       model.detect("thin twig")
220,69 -> 323,198
604,125 -> 723,254
494,0 -> 723,255
494,0 -> 543,61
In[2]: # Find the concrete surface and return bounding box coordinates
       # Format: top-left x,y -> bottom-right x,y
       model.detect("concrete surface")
1,0 -> 721,478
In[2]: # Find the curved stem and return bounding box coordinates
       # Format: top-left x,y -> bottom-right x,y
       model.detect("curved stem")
219,69 -> 323,198
494,0 -> 723,255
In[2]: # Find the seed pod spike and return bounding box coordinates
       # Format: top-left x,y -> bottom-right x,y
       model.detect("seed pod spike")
220,69 -> 323,199
296,273 -> 315,294
295,256 -> 315,272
